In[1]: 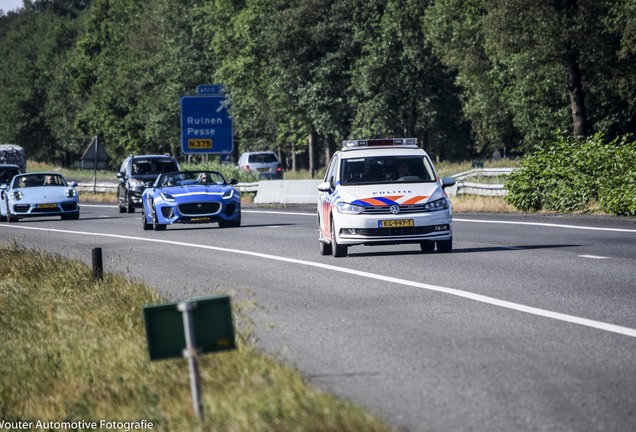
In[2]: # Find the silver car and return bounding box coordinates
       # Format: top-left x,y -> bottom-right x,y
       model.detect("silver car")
237,151 -> 283,179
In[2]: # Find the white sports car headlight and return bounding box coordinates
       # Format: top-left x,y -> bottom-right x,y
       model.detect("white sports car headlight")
65,189 -> 77,198
336,202 -> 365,214
11,191 -> 22,200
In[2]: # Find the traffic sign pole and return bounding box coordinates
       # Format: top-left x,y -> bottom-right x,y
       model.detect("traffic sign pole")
178,301 -> 204,420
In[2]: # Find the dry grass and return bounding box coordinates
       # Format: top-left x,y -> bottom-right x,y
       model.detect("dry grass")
0,244 -> 393,432
450,195 -> 518,213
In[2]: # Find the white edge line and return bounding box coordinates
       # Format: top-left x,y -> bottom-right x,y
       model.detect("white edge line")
454,218 -> 636,233
2,224 -> 635,339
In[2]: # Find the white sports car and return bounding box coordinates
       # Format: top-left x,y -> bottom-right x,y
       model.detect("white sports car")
0,172 -> 80,222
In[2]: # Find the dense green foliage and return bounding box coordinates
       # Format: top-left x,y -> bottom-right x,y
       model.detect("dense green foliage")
1,0 -> 635,210
505,133 -> 636,215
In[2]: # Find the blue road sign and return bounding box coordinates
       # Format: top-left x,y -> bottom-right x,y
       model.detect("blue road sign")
180,95 -> 233,154
197,84 -> 225,96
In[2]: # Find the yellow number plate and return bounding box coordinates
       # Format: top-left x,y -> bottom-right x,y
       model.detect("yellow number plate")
191,217 -> 211,222
188,139 -> 213,149
379,219 -> 414,228
37,203 -> 57,209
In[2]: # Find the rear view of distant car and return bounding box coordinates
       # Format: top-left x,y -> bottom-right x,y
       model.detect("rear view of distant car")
237,151 -> 283,179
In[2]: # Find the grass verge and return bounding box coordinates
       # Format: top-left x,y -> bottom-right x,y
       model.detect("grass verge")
0,243 -> 392,432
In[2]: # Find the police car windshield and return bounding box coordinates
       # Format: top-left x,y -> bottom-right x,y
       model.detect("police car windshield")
341,156 -> 436,185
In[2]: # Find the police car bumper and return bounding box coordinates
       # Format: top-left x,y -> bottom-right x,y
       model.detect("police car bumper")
333,210 -> 452,246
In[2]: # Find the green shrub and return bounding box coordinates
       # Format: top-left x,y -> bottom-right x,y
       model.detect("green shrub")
505,133 -> 636,215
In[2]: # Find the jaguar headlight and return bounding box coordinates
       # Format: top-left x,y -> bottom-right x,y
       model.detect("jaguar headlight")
65,189 -> 77,198
223,189 -> 234,199
160,192 -> 175,202
423,198 -> 448,211
336,202 -> 365,214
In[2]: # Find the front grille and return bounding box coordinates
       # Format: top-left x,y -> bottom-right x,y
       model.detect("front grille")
31,206 -> 60,214
13,204 -> 30,212
362,204 -> 429,215
357,226 -> 439,237
178,202 -> 220,215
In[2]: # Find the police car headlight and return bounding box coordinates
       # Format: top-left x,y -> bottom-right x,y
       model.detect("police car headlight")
336,202 -> 365,214
65,189 -> 77,198
223,189 -> 234,199
160,193 -> 175,202
130,178 -> 145,187
423,198 -> 449,211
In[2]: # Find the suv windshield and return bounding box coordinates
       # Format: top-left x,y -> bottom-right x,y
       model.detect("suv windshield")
341,156 -> 436,185
132,158 -> 179,175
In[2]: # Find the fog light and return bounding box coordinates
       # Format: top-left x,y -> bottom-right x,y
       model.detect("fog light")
342,228 -> 356,235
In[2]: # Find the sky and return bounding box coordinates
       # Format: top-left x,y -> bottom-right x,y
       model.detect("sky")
1,0 -> 24,13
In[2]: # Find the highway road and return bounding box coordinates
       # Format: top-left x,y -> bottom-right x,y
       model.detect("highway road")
1,204 -> 635,432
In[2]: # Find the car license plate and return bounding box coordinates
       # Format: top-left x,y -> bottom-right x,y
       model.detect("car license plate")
37,203 -> 57,209
379,219 -> 414,228
191,217 -> 211,222
257,168 -> 269,172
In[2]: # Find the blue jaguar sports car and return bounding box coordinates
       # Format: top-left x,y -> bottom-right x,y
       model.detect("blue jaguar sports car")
140,170 -> 241,231
0,172 -> 80,222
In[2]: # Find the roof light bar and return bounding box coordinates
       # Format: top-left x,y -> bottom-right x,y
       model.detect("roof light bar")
342,138 -> 418,148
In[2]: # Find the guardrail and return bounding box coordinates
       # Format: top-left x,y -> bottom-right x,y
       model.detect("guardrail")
76,181 -> 260,193
77,168 -> 515,201
445,168 -> 514,197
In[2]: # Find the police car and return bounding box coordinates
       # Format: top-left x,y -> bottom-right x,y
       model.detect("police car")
317,138 -> 456,257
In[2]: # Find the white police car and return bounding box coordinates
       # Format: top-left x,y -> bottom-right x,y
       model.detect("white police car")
317,138 -> 456,257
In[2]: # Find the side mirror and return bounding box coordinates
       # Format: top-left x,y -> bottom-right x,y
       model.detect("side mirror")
317,181 -> 332,192
116,172 -> 124,179
229,178 -> 239,185
441,177 -> 456,189
70,181 -> 78,188
0,184 -> 7,190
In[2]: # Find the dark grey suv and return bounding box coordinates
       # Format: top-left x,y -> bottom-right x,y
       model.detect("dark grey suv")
117,154 -> 180,213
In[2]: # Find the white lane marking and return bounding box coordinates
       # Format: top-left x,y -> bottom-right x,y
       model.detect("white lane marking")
454,218 -> 636,233
579,255 -> 609,260
83,206 -> 636,233
2,224 -> 635,339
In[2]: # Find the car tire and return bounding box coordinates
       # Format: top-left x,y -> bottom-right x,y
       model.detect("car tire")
152,204 -> 166,231
319,240 -> 332,256
437,237 -> 453,253
219,218 -> 241,228
126,192 -> 135,213
61,212 -> 80,221
330,219 -> 347,257
420,241 -> 435,252
141,208 -> 152,231
318,217 -> 332,255
0,213 -> 6,222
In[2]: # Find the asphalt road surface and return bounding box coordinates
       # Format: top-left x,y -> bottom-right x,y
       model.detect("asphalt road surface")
1,204 -> 635,432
